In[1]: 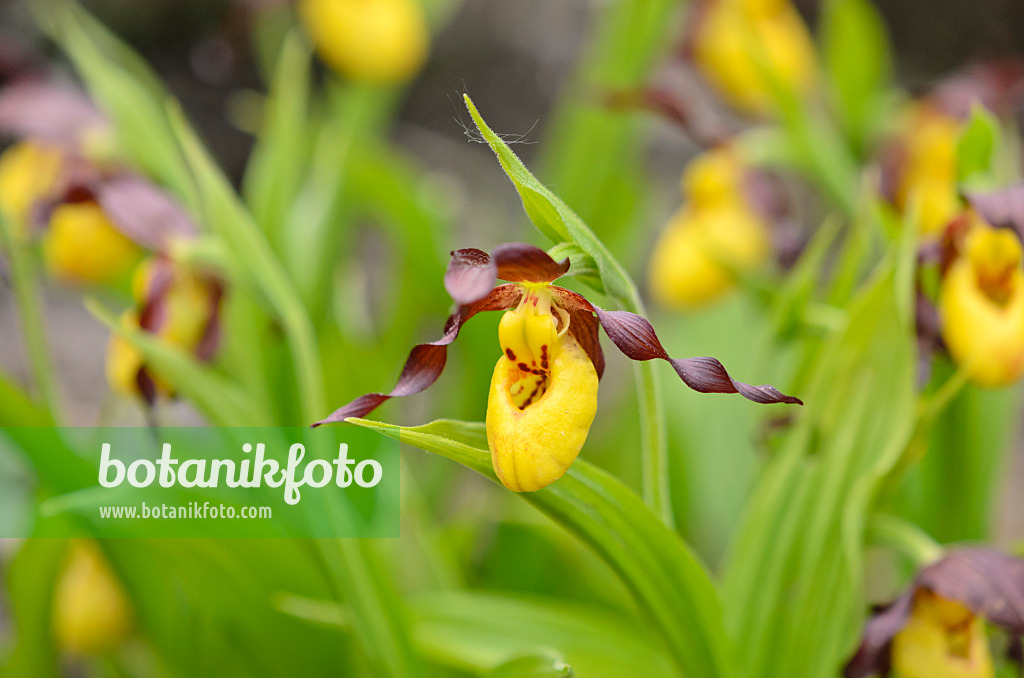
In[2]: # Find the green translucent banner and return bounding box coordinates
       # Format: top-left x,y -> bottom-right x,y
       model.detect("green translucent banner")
0,427 -> 399,538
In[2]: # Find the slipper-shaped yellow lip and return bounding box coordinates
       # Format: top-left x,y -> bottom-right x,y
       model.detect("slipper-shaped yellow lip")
486,335 -> 598,492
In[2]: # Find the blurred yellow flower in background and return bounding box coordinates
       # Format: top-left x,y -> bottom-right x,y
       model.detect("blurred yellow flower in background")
0,141 -> 63,238
300,0 -> 429,84
106,311 -> 150,398
940,220 -> 1024,387
648,147 -> 771,309
692,0 -> 817,115
43,201 -> 141,286
52,540 -> 133,656
106,256 -> 223,401
896,105 -> 963,237
891,591 -> 993,678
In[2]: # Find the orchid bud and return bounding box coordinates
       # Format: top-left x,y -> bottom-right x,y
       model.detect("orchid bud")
896,106 -> 962,237
300,0 -> 429,84
0,141 -> 63,238
486,285 -> 599,492
52,540 -> 133,656
890,591 -> 993,678
940,223 -> 1024,386
692,0 -> 817,114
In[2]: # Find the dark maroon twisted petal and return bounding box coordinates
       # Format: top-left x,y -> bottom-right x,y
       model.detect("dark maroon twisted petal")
313,284 -> 523,426
443,244 -> 569,306
966,185 -> 1024,241
96,175 -> 198,250
0,81 -> 107,146
444,248 -> 495,306
918,548 -> 1024,634
492,242 -> 570,284
552,286 -> 802,405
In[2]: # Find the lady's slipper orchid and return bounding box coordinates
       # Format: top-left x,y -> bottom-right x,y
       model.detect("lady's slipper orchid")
689,0 -> 817,115
300,0 -> 429,85
106,256 -> 223,403
647,147 -> 772,309
890,104 -> 963,238
52,540 -> 134,656
0,140 -> 63,237
0,82 -> 195,285
882,64 -> 1024,238
939,218 -> 1024,387
845,549 -> 1024,678
315,243 -> 801,492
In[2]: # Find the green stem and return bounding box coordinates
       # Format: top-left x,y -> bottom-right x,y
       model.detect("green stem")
635,360 -> 672,527
866,513 -> 942,567
0,212 -> 61,422
918,368 -> 968,423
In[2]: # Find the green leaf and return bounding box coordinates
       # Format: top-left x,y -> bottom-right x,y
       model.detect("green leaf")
957,105 -> 1001,188
418,592 -> 656,677
0,208 -> 60,423
821,0 -> 893,154
897,369 -> 1023,542
347,417 -> 740,678
0,538 -> 66,677
462,95 -> 636,307
315,539 -> 422,678
243,30 -> 313,245
278,590 -> 675,678
104,540 -> 350,677
0,371 -> 53,427
723,238 -> 918,677
487,653 -> 573,678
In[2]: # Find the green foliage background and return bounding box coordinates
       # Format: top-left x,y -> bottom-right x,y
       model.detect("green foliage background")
0,0 -> 1022,676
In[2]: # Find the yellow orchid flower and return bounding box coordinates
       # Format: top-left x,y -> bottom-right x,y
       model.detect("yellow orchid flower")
648,148 -> 771,309
939,220 -> 1024,387
300,0 -> 429,84
43,201 -> 142,286
106,256 -> 223,402
0,84 -> 198,287
891,592 -> 993,678
895,105 -> 963,237
52,540 -> 133,656
845,549 -> 1024,678
0,141 -> 63,237
316,243 -> 801,492
691,0 -> 817,115
486,284 -> 599,491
